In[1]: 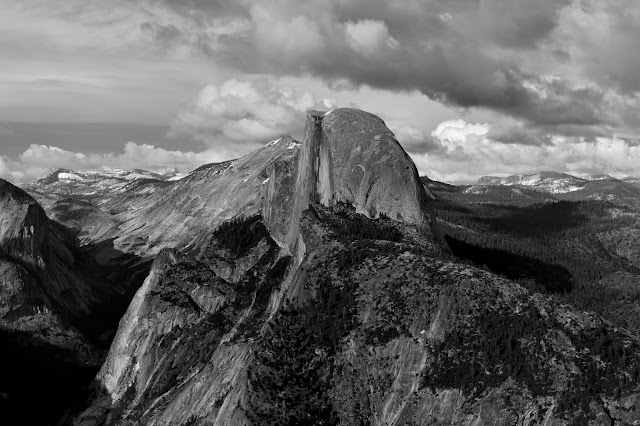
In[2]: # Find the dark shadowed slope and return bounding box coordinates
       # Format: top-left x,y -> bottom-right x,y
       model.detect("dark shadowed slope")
0,179 -> 150,424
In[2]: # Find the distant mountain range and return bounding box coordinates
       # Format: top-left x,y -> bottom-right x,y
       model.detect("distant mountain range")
22,167 -> 183,207
470,171 -> 640,210
477,171 -> 640,193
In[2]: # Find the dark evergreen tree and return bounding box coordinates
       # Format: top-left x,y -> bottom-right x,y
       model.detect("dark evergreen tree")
247,308 -> 336,426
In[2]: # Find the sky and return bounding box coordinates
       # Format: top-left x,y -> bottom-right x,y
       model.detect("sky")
1,0 -> 640,184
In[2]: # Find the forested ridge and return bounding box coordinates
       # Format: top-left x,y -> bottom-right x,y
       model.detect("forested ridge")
432,193 -> 640,324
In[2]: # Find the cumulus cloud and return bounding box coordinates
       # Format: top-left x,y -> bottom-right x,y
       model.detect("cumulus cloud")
387,122 -> 444,155
169,78 -> 336,149
432,120 -> 490,143
0,156 -> 21,182
250,4 -> 326,61
413,118 -> 640,183
4,0 -> 640,181
5,0 -> 640,131
344,19 -> 398,56
150,0 -> 631,131
20,142 -> 224,172
553,0 -> 640,94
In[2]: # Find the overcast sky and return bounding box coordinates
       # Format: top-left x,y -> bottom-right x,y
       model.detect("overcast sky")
1,0 -> 640,183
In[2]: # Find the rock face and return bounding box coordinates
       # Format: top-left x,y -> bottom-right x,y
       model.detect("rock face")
72,109 -> 640,426
284,109 -> 439,251
0,180 -> 101,329
108,136 -> 301,258
0,179 -> 151,424
597,227 -> 640,268
76,221 -> 283,426
299,109 -> 431,226
0,180 -> 49,263
76,109 -> 441,258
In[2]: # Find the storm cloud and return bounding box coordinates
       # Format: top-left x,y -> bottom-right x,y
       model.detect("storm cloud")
2,0 -> 640,183
139,0 -> 637,132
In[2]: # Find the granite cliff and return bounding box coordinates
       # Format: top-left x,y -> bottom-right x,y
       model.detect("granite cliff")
0,180 -> 151,423
70,110 -> 640,426
89,109 -> 438,260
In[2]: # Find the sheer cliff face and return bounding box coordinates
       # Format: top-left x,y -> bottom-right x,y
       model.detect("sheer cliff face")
77,224 -> 288,426
0,180 -> 114,423
0,180 -> 48,265
0,179 -> 112,346
286,109 -> 434,248
307,109 -> 430,226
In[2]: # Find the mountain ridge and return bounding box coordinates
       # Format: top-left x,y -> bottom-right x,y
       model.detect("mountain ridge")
477,171 -> 588,193
71,108 -> 449,425
0,178 -> 153,423
66,109 -> 640,426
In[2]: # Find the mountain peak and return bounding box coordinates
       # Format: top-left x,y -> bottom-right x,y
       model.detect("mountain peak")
0,179 -> 48,262
0,178 -> 38,205
298,108 -> 432,225
587,173 -> 615,181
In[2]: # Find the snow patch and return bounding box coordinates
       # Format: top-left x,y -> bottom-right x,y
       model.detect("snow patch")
262,177 -> 270,184
267,137 -> 282,146
58,172 -> 85,181
287,141 -> 300,150
323,109 -> 335,117
464,185 -> 488,194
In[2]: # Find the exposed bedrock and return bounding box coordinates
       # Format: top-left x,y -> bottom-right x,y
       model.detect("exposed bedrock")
72,108 -> 450,425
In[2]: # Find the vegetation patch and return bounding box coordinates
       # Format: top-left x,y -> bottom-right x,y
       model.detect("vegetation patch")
422,303 -> 558,399
211,215 -> 267,257
313,202 -> 405,243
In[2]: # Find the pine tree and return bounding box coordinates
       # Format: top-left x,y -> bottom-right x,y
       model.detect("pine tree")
247,308 -> 336,426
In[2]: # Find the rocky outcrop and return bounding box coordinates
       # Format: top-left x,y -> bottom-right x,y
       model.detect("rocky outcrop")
0,179 -> 151,424
308,109 -> 432,225
75,222 -> 286,426
597,227 -> 640,268
0,180 -> 49,264
106,137 -> 300,258
285,109 -> 439,251
0,180 -> 95,328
